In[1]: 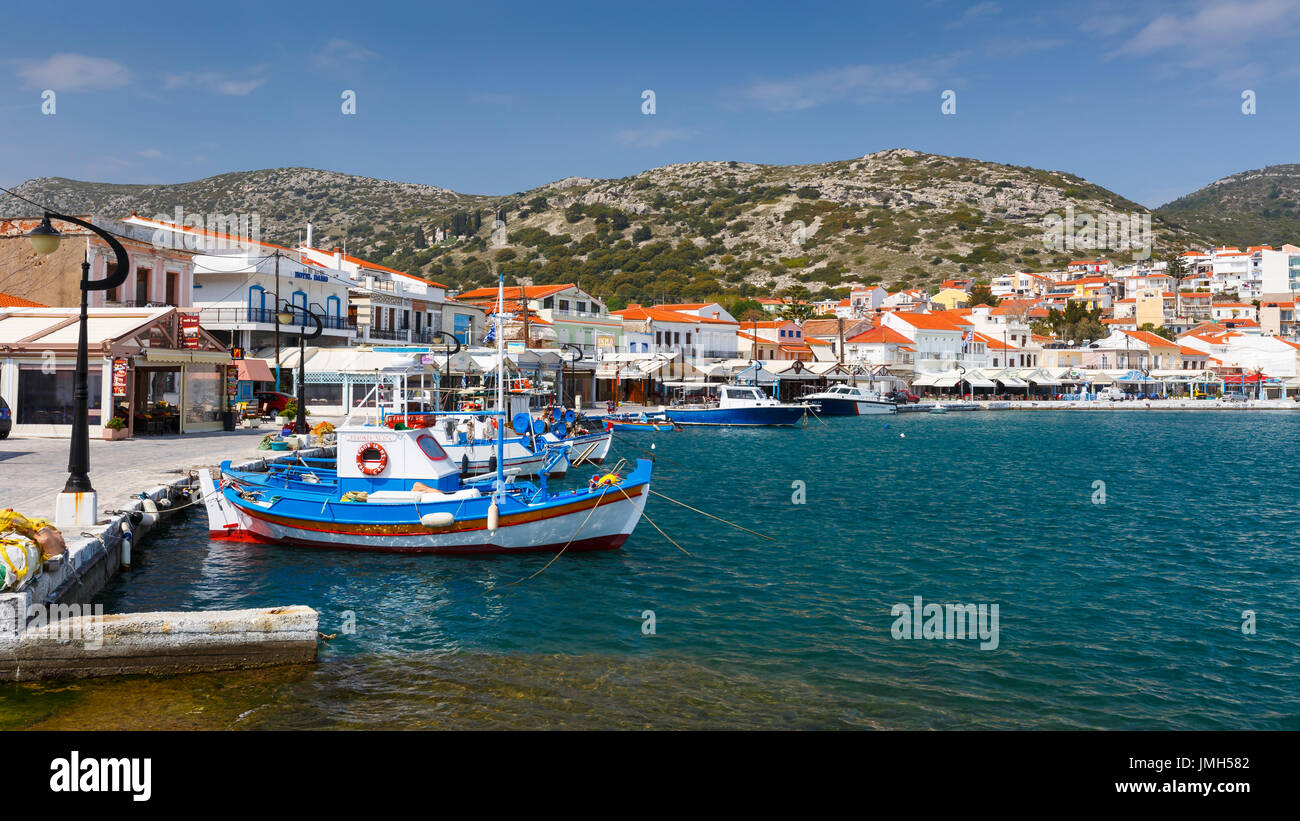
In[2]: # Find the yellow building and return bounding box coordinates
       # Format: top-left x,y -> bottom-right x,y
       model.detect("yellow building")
1134,288 -> 1164,328
931,287 -> 971,309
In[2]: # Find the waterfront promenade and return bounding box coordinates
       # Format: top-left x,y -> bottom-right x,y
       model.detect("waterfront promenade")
0,422 -> 338,521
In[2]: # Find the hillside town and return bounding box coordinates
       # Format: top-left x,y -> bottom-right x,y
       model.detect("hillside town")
2,211 -> 1299,438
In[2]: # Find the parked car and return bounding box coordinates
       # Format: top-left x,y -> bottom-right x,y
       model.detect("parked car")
0,397 -> 10,439
255,391 -> 295,414
887,389 -> 920,404
1222,392 -> 1248,402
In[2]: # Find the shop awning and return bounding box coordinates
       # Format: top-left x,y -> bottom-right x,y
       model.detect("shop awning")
236,358 -> 274,382
143,348 -> 232,365
963,371 -> 996,387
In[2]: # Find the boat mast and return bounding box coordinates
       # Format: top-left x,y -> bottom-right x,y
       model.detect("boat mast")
495,267 -> 506,499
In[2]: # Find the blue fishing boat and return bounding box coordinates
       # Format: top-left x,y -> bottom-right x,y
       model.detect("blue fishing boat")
602,411 -> 680,432
199,272 -> 652,555
663,385 -> 809,427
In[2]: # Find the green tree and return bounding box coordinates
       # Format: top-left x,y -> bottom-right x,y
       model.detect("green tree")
966,283 -> 1000,307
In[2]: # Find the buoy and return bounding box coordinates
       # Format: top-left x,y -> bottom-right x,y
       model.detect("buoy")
900,433 -> 906,438
420,511 -> 455,528
487,502 -> 499,532
121,528 -> 132,568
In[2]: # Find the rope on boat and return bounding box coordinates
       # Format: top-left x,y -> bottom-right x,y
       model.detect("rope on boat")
615,484 -> 690,556
647,489 -> 775,541
804,405 -> 828,427
482,483 -> 614,594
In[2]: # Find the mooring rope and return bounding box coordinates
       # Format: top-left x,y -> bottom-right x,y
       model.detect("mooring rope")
483,482 -> 614,593
647,489 -> 775,541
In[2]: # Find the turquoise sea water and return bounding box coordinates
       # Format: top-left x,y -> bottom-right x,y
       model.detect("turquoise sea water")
5,410 -> 1299,729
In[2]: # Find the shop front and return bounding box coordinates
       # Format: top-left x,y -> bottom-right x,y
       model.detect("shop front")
0,306 -> 233,438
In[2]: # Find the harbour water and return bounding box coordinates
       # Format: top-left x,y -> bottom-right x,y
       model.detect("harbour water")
4,410 -> 1298,729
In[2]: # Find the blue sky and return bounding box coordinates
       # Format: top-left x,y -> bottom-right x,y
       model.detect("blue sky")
2,0 -> 1299,207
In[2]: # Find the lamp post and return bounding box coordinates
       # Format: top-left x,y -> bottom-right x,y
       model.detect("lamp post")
26,213 -> 130,526
432,330 -> 461,411
276,301 -> 322,434
561,343 -> 583,409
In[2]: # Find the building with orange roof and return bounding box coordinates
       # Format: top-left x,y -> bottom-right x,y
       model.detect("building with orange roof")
0,291 -> 46,308
457,283 -> 621,353
843,324 -> 915,368
1083,329 -> 1180,370
1259,297 -> 1298,337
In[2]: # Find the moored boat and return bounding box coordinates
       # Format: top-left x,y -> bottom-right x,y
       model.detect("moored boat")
801,384 -> 897,416
663,384 -> 810,427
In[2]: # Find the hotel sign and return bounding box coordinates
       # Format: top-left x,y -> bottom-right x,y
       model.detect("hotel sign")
596,335 -> 616,351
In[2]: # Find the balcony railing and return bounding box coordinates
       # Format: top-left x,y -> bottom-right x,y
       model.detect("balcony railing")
195,307 -> 352,330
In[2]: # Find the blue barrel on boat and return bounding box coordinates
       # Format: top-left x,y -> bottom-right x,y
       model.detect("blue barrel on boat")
554,422 -> 567,437
532,419 -> 546,435
551,407 -> 563,422
564,410 -> 576,424
511,412 -> 531,434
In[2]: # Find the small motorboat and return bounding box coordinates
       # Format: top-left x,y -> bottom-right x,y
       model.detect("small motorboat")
929,405 -> 949,414
801,384 -> 897,416
602,411 -> 680,432
663,385 -> 810,427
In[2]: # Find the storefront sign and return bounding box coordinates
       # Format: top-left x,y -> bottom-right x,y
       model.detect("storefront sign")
180,313 -> 201,350
112,359 -> 129,397
596,335 -> 616,351
226,365 -> 239,398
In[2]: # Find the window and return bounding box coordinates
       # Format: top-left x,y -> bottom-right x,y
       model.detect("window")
417,434 -> 447,461
576,301 -> 587,313
165,271 -> 179,306
17,363 -> 102,425
558,299 -> 570,311
135,267 -> 151,305
543,297 -> 554,309
105,262 -> 119,302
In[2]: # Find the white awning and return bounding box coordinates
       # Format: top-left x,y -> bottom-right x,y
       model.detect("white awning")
144,348 -> 232,365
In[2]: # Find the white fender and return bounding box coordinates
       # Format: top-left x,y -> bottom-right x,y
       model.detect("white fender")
420,511 -> 455,528
487,503 -> 499,532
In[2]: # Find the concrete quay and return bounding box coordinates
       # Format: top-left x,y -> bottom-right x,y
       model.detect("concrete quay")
0,423 -> 335,678
0,606 -> 318,682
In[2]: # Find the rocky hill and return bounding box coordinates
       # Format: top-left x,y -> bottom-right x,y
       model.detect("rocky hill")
8,150 -> 1211,306
1156,164 -> 1300,248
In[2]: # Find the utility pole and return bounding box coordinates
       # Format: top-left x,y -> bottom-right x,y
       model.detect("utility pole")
521,286 -> 529,349
273,251 -> 282,390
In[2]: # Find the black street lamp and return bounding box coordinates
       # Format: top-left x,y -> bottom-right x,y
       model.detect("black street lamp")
432,330 -> 461,411
26,213 -> 130,525
276,301 -> 322,434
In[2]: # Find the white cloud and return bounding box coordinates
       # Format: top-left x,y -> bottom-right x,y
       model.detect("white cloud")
136,148 -> 165,159
740,64 -> 937,112
164,69 -> 267,96
1120,0 -> 1300,54
312,38 -> 378,70
16,53 -> 131,91
615,127 -> 697,149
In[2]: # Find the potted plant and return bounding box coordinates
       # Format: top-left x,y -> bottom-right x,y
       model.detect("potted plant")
102,416 -> 128,440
